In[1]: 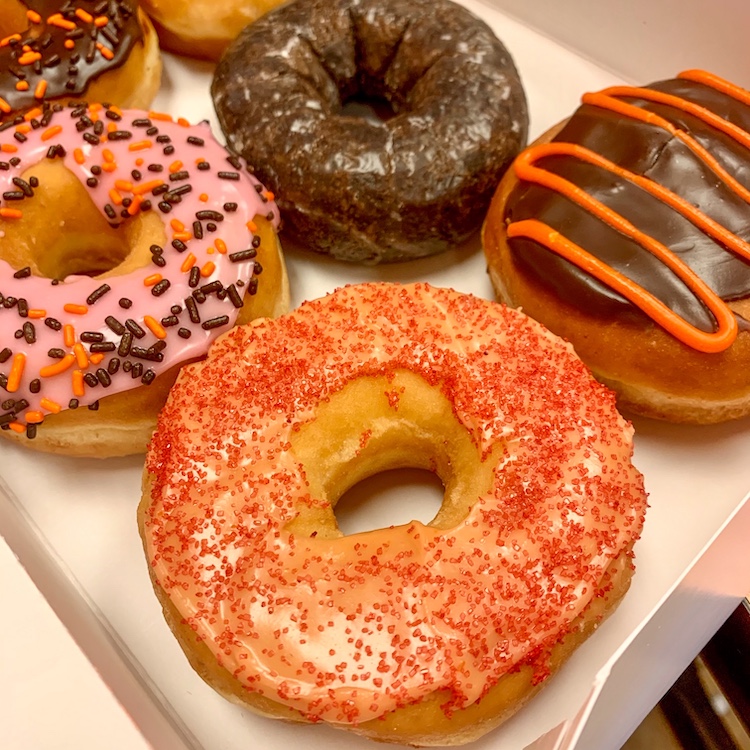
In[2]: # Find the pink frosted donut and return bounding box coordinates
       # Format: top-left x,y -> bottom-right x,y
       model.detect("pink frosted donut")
0,102 -> 288,456
139,281 -> 647,746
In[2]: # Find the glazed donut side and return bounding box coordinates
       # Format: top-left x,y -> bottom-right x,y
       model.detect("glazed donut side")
212,0 -> 528,263
140,282 -> 647,745
0,2 -> 162,119
0,103 -> 288,457
484,70 -> 750,424
139,0 -> 288,62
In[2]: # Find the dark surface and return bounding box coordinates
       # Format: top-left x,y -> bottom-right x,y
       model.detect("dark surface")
212,0 -> 528,263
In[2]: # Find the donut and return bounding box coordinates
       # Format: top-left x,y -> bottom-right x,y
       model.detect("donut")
0,101 -> 289,457
484,69 -> 750,424
0,1 -> 162,121
211,0 -> 528,264
139,0 -> 288,62
139,282 -> 647,746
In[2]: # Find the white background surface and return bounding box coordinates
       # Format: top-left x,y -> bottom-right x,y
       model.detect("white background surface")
2,1 -> 750,749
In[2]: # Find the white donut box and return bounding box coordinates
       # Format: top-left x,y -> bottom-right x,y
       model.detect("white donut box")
1,1 -> 750,748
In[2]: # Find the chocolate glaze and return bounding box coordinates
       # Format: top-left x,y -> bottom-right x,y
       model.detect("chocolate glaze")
504,76 -> 750,334
212,0 -> 528,264
0,1 -> 142,118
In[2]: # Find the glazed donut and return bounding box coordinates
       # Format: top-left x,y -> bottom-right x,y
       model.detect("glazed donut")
211,0 -> 528,264
0,1 -> 161,121
483,69 -> 750,425
139,282 -> 647,746
0,102 -> 289,457
139,0 -> 288,62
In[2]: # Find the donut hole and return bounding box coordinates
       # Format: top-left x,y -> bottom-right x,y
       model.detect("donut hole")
0,160 -> 166,280
339,94 -> 396,124
335,468 -> 444,535
289,371 -> 499,539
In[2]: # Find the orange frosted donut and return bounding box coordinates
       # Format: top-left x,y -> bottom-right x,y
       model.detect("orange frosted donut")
0,1 -> 161,120
0,102 -> 288,457
139,282 -> 647,746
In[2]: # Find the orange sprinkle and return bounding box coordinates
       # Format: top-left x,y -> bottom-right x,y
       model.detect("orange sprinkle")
47,13 -> 76,30
177,117 -> 190,128
195,157 -> 206,165
34,79 -> 48,99
0,97 -> 11,114
114,179 -> 133,192
25,411 -> 45,424
264,190 -> 275,201
7,353 -> 26,393
108,189 -> 123,206
128,139 -> 153,151
200,261 -> 216,278
132,178 -> 164,195
215,239 -> 228,255
246,220 -> 258,233
107,121 -> 117,133
40,397 -> 62,414
102,148 -> 115,163
96,42 -> 114,60
135,157 -> 144,166
127,195 -> 143,215
64,303 -> 88,315
148,110 -> 173,122
73,147 -> 85,165
39,354 -> 76,378
75,7 -> 94,23
207,246 -> 215,254
15,123 -> 31,135
101,162 -> 117,173
15,81 -> 29,92
63,324 -> 75,348
143,273 -> 162,286
17,51 -> 42,65
89,353 -> 105,365
27,309 -> 46,319
73,342 -> 89,369
199,193 -> 209,202
71,370 -> 85,397
8,422 -> 25,434
94,15 -> 109,27
26,9 -> 42,23
64,39 -> 75,50
23,106 -> 43,122
0,208 -> 22,218
41,124 -> 63,141
0,34 -> 21,47
170,218 -> 185,232
180,253 -> 197,273
173,231 -> 191,242
143,315 -> 167,340
168,160 -> 183,173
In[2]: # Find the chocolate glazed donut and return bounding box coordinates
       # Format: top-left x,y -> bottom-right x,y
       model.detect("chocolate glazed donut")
211,0 -> 528,264
483,70 -> 750,424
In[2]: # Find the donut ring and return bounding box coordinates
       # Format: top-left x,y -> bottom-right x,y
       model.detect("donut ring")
0,1 -> 162,121
0,102 -> 288,456
211,0 -> 528,264
484,69 -> 750,424
139,0 -> 288,62
139,282 -> 647,746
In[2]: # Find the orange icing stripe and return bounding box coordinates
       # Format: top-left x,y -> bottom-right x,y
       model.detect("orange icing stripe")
678,69 -> 750,109
507,219 -> 737,354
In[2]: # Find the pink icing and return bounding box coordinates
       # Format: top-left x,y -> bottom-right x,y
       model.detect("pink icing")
0,103 -> 279,435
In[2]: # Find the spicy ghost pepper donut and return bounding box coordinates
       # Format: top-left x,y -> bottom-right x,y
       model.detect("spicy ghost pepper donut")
211,0 -> 528,264
139,282 -> 647,746
0,1 -> 162,121
0,102 -> 289,457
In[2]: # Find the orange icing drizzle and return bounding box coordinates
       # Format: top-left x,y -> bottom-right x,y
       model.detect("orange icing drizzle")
509,69 -> 750,352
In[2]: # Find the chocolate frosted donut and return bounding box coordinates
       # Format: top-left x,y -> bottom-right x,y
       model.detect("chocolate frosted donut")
483,69 -> 750,424
211,0 -> 528,263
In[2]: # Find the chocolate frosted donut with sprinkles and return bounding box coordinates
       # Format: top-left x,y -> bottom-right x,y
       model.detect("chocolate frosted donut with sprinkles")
0,1 -> 162,120
0,101 -> 289,457
212,0 -> 528,264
